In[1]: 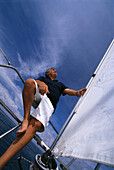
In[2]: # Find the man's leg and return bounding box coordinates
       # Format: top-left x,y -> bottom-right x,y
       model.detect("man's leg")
17,79 -> 36,136
0,118 -> 43,169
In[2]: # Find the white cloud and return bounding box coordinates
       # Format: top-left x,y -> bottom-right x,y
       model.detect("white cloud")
14,2 -> 73,78
0,54 -> 23,120
0,83 -> 23,121
16,37 -> 65,78
17,51 -> 58,77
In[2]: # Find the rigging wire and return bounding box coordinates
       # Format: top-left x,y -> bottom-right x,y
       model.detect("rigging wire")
0,48 -> 11,65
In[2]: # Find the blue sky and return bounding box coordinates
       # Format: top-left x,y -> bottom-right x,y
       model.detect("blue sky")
0,0 -> 114,169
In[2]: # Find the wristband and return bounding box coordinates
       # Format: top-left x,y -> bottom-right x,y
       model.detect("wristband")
76,91 -> 78,97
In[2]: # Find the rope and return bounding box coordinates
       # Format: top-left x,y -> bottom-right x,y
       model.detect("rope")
18,155 -> 34,165
5,155 -> 35,168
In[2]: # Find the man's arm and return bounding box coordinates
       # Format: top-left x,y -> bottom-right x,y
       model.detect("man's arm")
35,80 -> 49,95
63,88 -> 87,97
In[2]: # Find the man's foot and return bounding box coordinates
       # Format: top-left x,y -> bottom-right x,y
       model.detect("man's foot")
16,120 -> 29,136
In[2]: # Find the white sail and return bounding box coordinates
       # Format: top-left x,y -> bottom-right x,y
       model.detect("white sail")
54,39 -> 114,166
